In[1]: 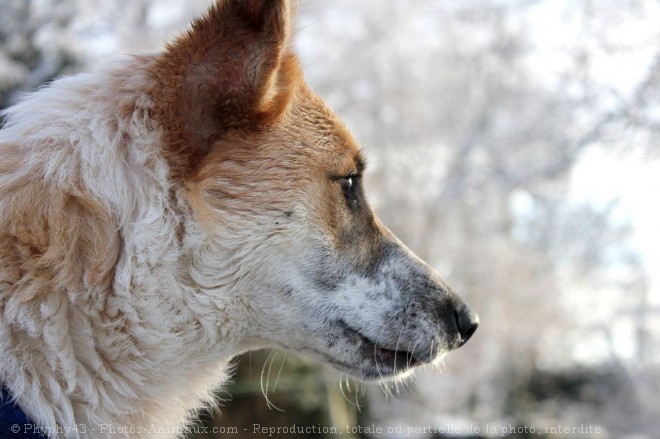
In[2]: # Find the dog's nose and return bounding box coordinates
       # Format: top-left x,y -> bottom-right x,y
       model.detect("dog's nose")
454,303 -> 479,347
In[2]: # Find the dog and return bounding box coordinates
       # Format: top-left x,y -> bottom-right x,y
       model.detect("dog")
0,0 -> 478,437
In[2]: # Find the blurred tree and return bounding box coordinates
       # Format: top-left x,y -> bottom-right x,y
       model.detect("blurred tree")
0,0 -> 78,110
208,351 -> 362,439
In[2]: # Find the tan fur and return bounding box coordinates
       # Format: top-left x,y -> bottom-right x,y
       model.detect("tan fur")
150,0 -> 300,178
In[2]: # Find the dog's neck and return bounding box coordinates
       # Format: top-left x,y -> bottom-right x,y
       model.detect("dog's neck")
0,59 -> 251,436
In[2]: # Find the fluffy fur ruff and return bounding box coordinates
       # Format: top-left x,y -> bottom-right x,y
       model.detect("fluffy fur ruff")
0,55 -> 257,435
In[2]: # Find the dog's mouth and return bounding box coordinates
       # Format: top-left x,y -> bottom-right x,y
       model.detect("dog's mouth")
331,320 -> 427,379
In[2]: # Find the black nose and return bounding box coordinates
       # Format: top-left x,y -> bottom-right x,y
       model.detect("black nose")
454,304 -> 479,347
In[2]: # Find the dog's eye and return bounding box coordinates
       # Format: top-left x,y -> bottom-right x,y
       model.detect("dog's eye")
338,174 -> 361,209
340,176 -> 353,192
339,174 -> 360,195
333,173 -> 362,208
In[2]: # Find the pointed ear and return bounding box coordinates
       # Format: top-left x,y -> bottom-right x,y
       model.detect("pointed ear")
152,0 -> 301,174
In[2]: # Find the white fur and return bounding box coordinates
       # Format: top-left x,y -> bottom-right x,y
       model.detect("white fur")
0,57 -> 254,438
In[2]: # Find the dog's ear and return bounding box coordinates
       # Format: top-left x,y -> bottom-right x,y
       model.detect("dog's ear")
152,0 -> 301,174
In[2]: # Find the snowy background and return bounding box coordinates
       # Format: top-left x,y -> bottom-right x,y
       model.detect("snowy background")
1,0 -> 659,438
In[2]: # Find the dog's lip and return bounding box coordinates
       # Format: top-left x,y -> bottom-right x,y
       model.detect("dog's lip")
336,319 -> 424,369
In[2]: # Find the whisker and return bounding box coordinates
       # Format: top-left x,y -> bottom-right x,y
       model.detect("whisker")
338,375 -> 363,410
272,352 -> 287,393
260,350 -> 285,412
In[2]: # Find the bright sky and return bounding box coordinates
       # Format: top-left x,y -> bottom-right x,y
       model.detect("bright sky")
520,0 -> 660,304
519,0 -> 660,363
571,148 -> 660,306
523,0 -> 660,96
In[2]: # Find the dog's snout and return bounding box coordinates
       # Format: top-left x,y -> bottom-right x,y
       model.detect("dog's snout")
454,303 -> 479,347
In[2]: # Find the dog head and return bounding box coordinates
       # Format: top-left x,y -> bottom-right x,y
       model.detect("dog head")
152,0 -> 478,380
